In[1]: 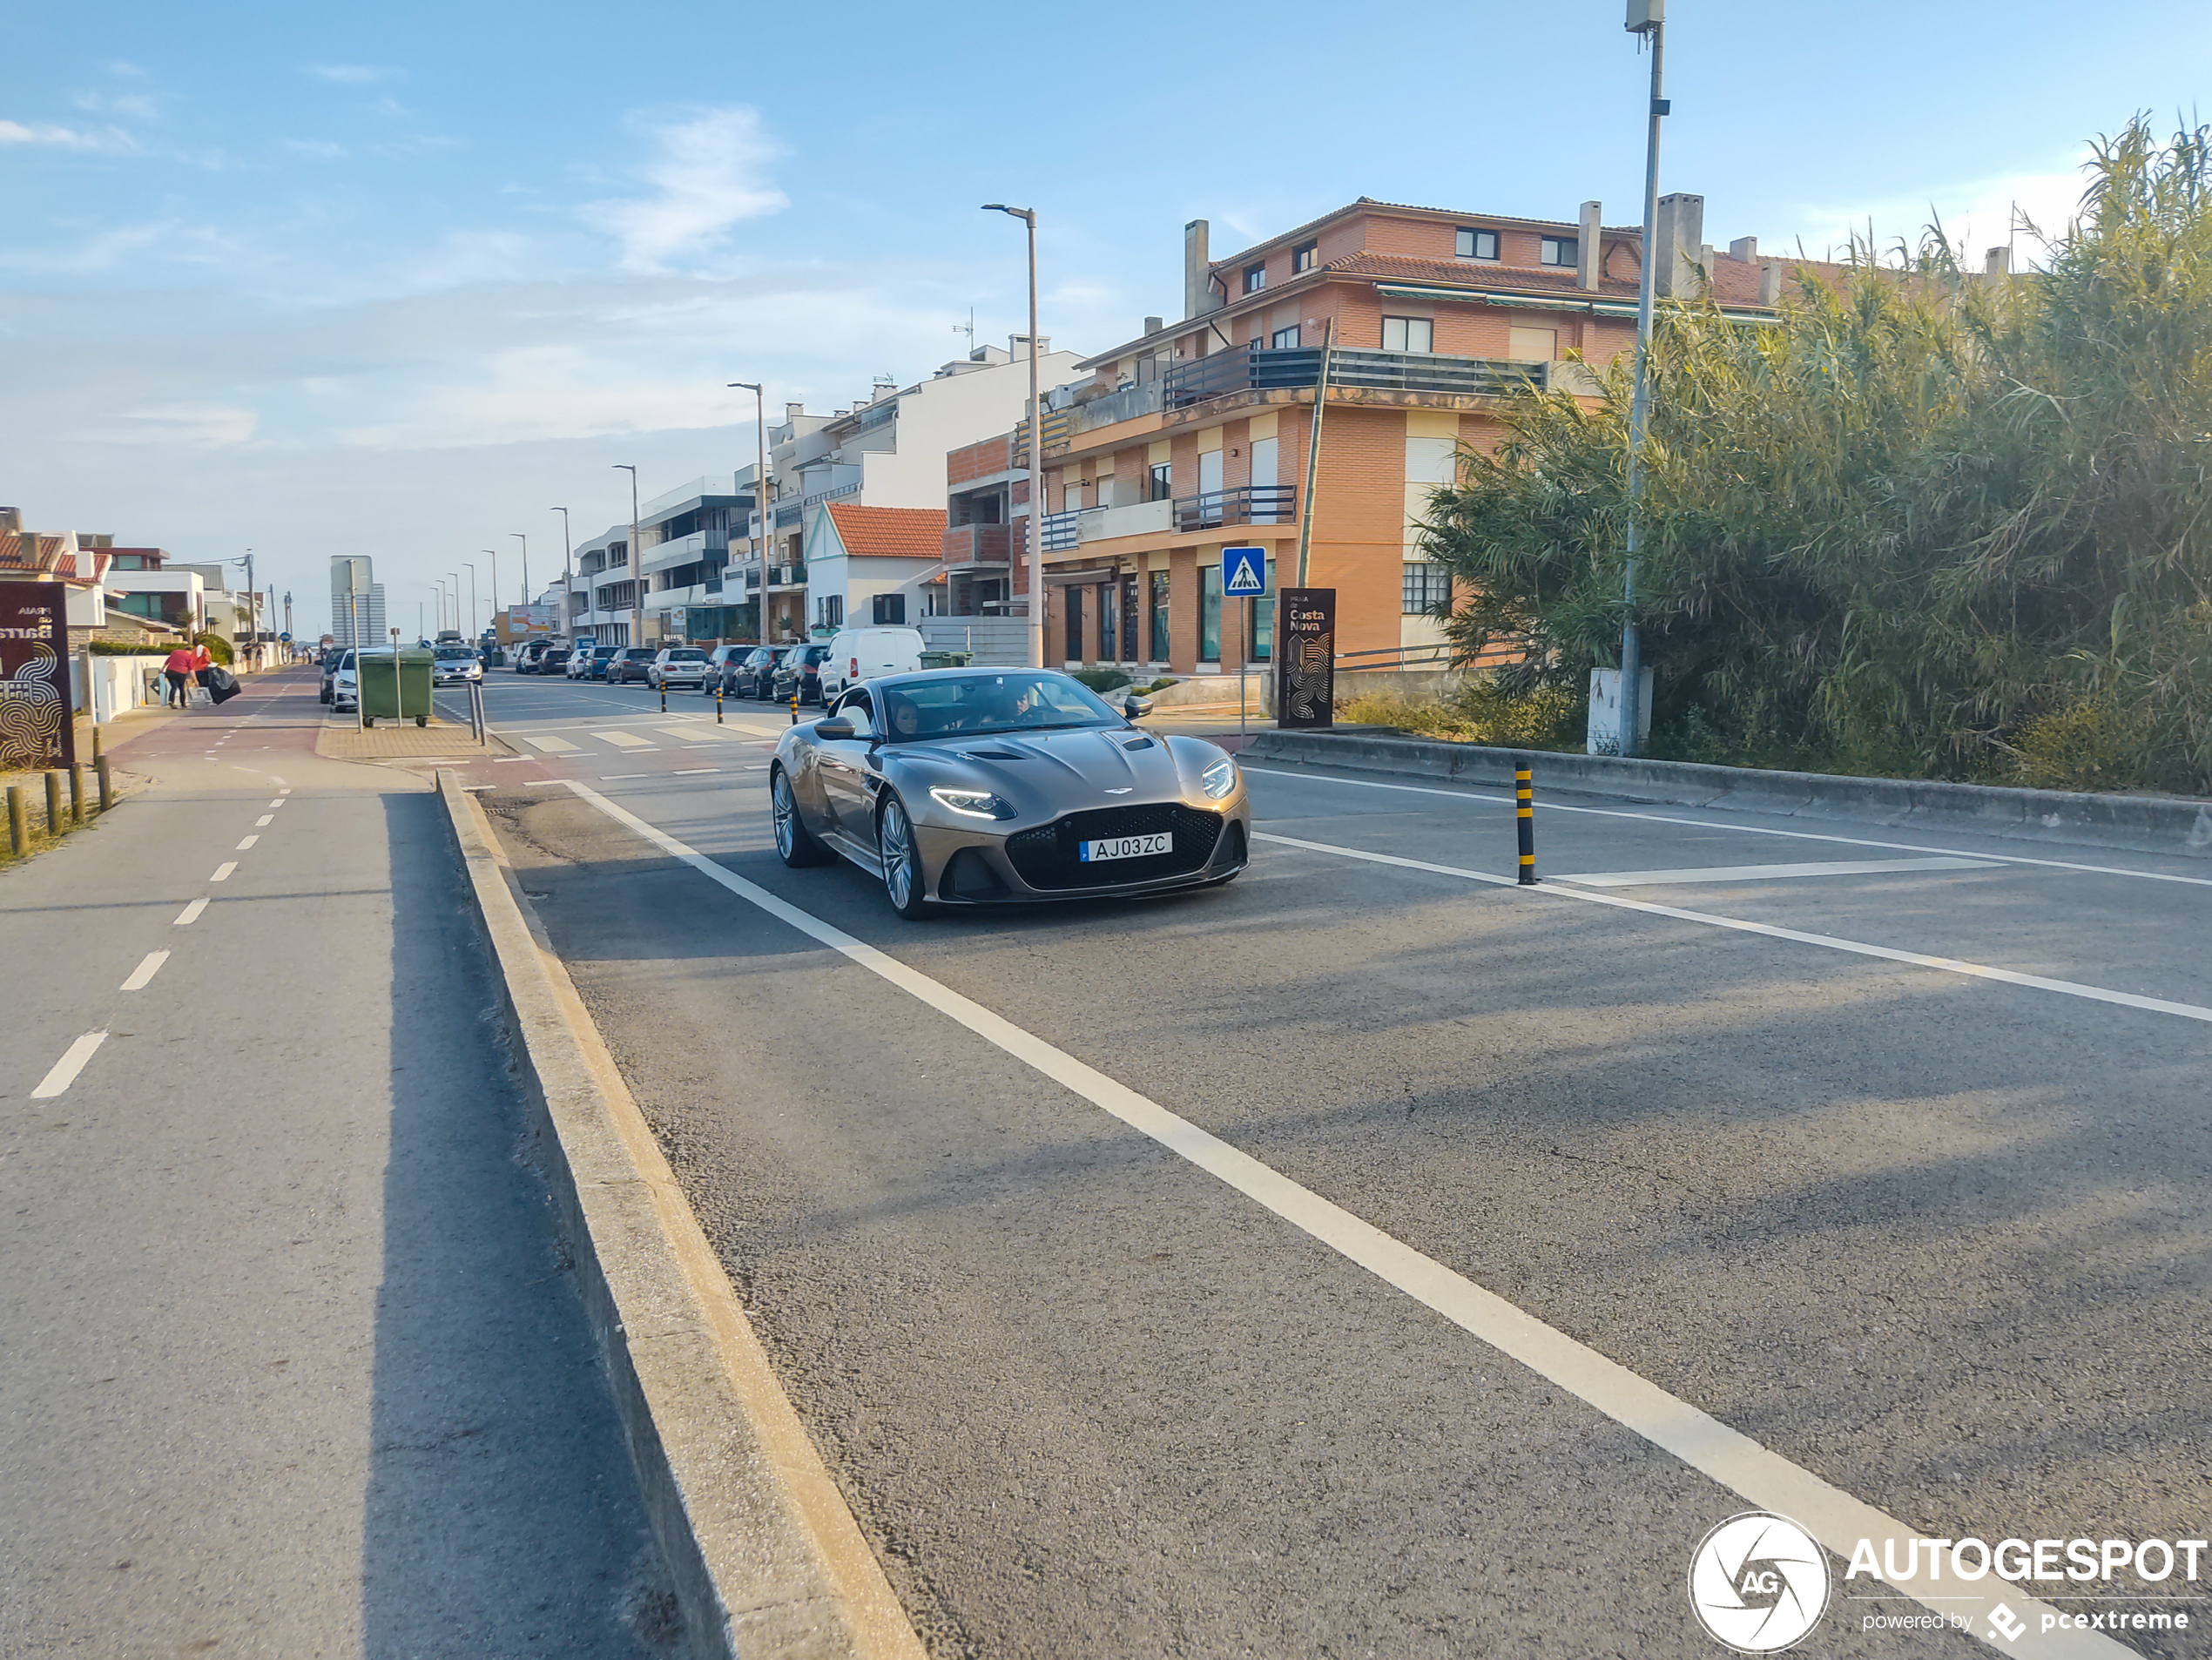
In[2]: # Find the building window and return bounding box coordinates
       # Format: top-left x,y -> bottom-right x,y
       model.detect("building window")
1243,263 -> 1265,294
1200,564 -> 1222,663
1380,316 -> 1435,354
1456,227 -> 1499,261
1541,235 -> 1578,267
1099,582 -> 1117,660
1291,240 -> 1318,273
1149,462 -> 1172,501
1403,562 -> 1452,615
1149,570 -> 1170,661
1065,585 -> 1083,662
1271,325 -> 1301,349
871,592 -> 906,624
821,595 -> 844,628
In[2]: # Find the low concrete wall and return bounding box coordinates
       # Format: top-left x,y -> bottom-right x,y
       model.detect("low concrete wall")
1244,728 -> 2212,860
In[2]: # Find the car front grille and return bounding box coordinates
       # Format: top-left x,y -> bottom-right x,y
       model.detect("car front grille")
1005,802 -> 1224,890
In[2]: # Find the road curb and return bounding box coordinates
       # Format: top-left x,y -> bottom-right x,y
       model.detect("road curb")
435,771 -> 926,1660
1244,730 -> 2212,859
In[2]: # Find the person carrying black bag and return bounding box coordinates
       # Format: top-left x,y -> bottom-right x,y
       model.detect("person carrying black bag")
206,663 -> 240,705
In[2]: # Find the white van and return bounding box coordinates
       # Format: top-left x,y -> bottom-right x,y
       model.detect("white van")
820,625 -> 926,700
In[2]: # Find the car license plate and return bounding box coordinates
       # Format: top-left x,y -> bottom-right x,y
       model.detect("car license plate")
1079,832 -> 1171,862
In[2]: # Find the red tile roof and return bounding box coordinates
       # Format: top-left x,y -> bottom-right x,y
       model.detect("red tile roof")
824,503 -> 948,559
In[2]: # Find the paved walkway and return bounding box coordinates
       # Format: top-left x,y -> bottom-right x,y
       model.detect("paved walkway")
0,670 -> 674,1659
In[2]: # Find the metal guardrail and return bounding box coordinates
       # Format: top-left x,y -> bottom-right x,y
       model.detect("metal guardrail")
1333,641 -> 1520,672
1173,485 -> 1296,532
1163,346 -> 1547,409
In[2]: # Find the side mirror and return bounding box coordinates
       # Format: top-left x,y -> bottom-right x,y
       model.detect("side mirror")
813,718 -> 856,740
1123,696 -> 1154,719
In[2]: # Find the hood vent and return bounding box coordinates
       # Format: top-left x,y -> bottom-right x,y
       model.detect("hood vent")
958,748 -> 1028,761
1120,737 -> 1157,751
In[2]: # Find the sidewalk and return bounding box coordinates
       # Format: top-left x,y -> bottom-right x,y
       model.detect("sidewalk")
0,669 -> 676,1658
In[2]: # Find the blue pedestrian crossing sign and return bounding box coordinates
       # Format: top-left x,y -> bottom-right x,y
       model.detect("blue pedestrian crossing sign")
1222,544 -> 1268,597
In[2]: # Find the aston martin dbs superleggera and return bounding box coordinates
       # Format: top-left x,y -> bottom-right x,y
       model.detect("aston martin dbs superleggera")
768,669 -> 1251,918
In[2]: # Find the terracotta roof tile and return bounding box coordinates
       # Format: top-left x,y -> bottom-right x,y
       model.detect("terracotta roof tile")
823,503 -> 948,559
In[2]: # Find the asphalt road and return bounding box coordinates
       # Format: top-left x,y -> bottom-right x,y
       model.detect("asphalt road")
468,667 -> 2212,1658
0,670 -> 677,1659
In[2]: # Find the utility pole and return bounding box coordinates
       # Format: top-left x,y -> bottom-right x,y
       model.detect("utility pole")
983,204 -> 1044,668
551,508 -> 573,639
1620,0 -> 1668,758
1291,319 -> 1336,588
614,465 -> 641,650
727,382 -> 772,644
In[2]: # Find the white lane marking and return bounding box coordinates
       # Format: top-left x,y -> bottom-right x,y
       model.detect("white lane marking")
597,730 -> 655,748
210,861 -> 237,881
1241,765 -> 2212,890
598,773 -> 650,781
743,764 -> 772,772
235,834 -> 258,850
266,799 -> 286,809
672,767 -> 718,775
492,757 -> 533,763
521,733 -> 581,752
120,951 -> 170,991
255,814 -> 274,827
173,898 -> 208,926
31,1031 -> 108,1098
1551,856 -> 1996,887
560,779 -> 2121,1657
275,785 -> 289,793
1254,831 -> 2212,1027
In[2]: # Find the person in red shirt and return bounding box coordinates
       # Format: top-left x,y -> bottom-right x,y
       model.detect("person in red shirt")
190,643 -> 214,705
161,644 -> 195,708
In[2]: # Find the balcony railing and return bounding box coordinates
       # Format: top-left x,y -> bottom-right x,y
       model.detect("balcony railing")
1162,346 -> 1547,409
1040,511 -> 1081,552
1173,485 -> 1297,532
942,523 -> 1012,565
765,563 -> 807,588
1010,405 -> 1076,465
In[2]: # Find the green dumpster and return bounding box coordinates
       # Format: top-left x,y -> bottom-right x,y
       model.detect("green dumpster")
358,648 -> 434,727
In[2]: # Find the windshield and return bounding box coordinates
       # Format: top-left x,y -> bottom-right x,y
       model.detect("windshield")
434,646 -> 474,659
879,671 -> 1122,742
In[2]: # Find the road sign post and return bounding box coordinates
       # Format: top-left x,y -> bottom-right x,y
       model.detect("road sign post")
1223,546 -> 1268,739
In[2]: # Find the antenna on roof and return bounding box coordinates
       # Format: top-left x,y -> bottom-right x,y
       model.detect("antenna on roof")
954,307 -> 976,350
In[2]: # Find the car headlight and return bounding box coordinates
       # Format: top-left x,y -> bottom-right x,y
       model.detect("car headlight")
928,786 -> 1017,821
1200,758 -> 1238,800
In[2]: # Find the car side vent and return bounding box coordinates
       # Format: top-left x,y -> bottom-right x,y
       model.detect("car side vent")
1120,737 -> 1156,751
958,749 -> 1027,760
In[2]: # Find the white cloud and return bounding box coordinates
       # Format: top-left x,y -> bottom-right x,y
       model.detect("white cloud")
112,402 -> 260,448
0,118 -> 136,152
71,89 -> 161,121
583,106 -> 787,273
304,64 -> 401,84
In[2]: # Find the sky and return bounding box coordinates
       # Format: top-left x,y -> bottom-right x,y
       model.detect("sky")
5,0 -> 2210,638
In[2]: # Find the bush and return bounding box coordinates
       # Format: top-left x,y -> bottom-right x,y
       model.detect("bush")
1071,667 -> 1132,693
1138,676 -> 1177,694
1341,675 -> 1584,748
192,631 -> 233,666
2012,695 -> 2154,793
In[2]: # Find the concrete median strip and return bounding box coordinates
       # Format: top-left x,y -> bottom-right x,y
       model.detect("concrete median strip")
433,771 -> 925,1660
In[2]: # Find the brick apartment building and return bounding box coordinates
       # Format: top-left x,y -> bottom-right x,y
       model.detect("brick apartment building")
995,193 -> 1794,680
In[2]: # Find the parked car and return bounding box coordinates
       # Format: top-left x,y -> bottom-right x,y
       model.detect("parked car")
579,645 -> 621,680
536,644 -> 572,677
769,670 -> 1245,919
329,650 -> 361,712
564,640 -> 597,678
514,640 -> 549,673
768,643 -> 833,706
646,647 -> 711,690
699,644 -> 752,695
819,625 -> 927,703
432,645 -> 483,685
722,646 -> 782,699
605,645 -> 656,684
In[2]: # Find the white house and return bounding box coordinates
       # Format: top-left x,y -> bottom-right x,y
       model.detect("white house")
795,503 -> 947,637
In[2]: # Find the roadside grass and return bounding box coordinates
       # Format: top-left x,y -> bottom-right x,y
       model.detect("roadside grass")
1341,677 -> 1584,750
0,759 -> 122,868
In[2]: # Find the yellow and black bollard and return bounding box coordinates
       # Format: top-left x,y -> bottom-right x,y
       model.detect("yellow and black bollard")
658,681 -> 668,713
789,689 -> 799,725
1515,764 -> 1537,885
715,684 -> 725,724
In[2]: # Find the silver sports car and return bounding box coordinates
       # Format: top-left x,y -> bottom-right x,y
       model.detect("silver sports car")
769,669 -> 1251,917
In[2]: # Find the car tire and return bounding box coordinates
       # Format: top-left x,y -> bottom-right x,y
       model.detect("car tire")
770,767 -> 835,867
876,794 -> 931,919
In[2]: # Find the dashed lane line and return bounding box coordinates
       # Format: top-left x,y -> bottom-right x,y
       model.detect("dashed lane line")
30,1032 -> 107,1099
236,835 -> 259,850
210,861 -> 236,882
173,899 -> 207,926
560,779 -> 2124,1660
119,951 -> 170,992
255,814 -> 274,827
1253,830 -> 2212,1028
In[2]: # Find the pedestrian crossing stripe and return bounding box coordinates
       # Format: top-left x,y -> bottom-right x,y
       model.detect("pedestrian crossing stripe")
1223,545 -> 1266,597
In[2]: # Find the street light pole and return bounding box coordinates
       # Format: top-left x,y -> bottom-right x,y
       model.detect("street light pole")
1620,0 -> 1667,759
613,464 -> 641,650
463,563 -> 477,643
983,203 -> 1044,669
448,572 -> 462,638
551,507 -> 573,639
726,382 -> 771,644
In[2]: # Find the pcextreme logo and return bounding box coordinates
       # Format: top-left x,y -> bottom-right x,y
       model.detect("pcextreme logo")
1688,1512 -> 1831,1653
